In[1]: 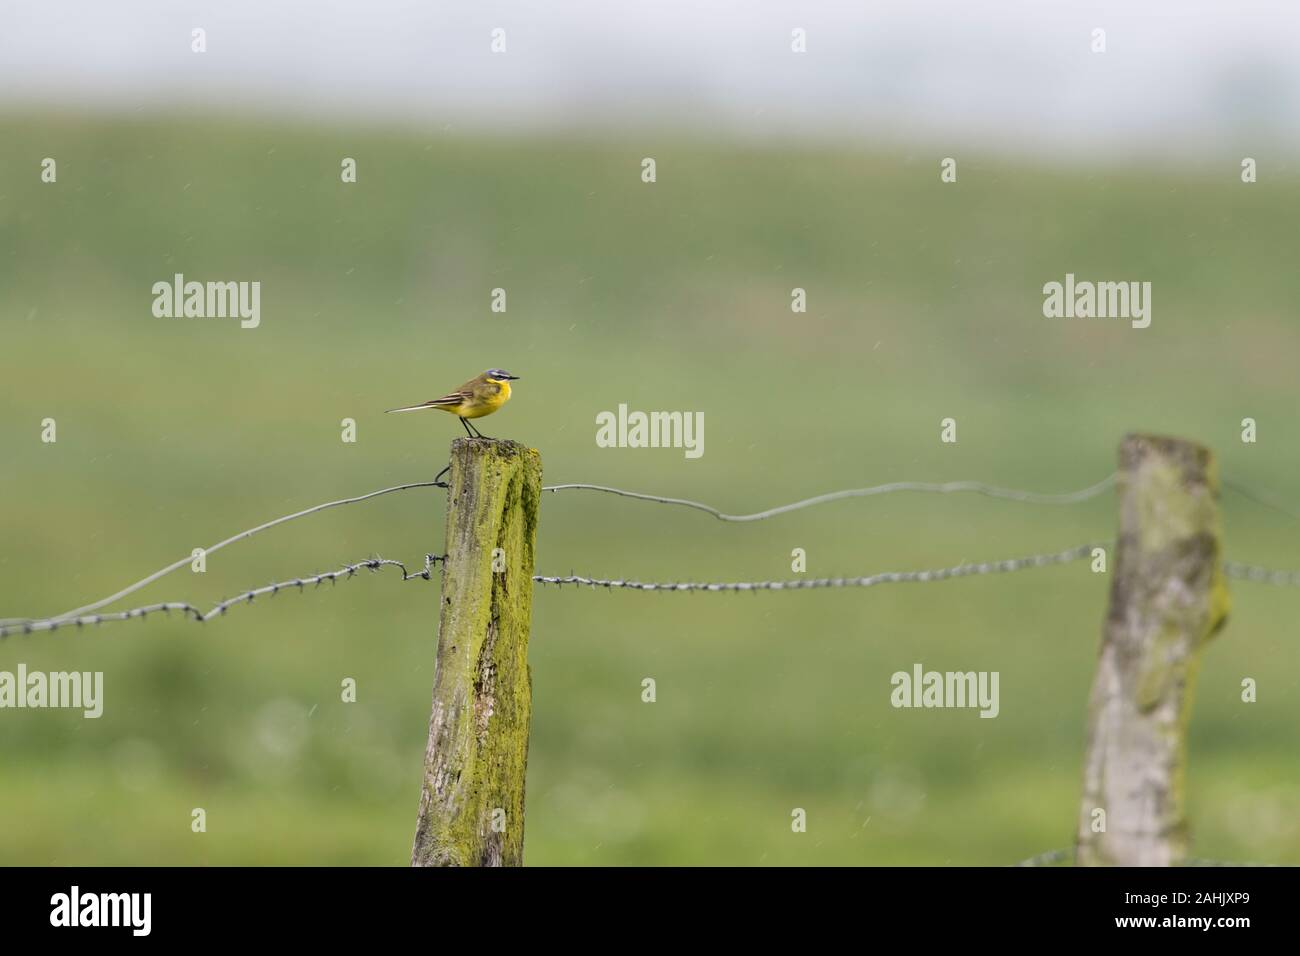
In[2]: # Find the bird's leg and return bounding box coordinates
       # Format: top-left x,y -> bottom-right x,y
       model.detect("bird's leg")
467,420 -> 489,440
459,417 -> 475,439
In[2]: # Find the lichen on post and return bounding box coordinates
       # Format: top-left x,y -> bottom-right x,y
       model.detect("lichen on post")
1076,434 -> 1230,866
411,438 -> 542,867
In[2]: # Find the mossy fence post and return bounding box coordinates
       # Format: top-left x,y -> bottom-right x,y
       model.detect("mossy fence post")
1076,434 -> 1230,866
411,438 -> 542,867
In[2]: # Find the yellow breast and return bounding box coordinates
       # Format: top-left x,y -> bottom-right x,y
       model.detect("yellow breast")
461,380 -> 510,419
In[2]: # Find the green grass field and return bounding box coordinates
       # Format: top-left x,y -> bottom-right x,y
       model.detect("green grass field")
1,114 -> 1298,864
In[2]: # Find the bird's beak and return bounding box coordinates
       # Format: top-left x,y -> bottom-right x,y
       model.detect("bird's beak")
505,374 -> 520,380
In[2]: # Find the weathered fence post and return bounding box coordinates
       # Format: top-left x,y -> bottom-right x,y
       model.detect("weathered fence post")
411,438 -> 542,866
1076,434 -> 1230,866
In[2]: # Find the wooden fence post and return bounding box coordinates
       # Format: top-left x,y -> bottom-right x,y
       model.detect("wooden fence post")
1076,434 -> 1230,866
411,438 -> 542,867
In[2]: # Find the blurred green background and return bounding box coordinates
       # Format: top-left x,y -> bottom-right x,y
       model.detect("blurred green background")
1,114 -> 1298,865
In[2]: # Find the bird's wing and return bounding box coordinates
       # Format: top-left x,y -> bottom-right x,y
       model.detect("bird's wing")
385,389 -> 472,413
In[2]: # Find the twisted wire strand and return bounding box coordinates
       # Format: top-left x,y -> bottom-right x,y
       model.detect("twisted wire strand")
1,544 -> 1099,637
0,554 -> 442,638
541,473 -> 1117,523
14,548 -> 1300,640
1013,847 -> 1275,867
1224,562 -> 1300,587
532,542 -> 1103,592
1223,478 -> 1300,522
1013,848 -> 1074,867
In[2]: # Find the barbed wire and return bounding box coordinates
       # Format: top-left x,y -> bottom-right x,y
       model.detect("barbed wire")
537,555 -> 1300,594
1014,847 -> 1276,867
533,542 -> 1103,592
0,554 -> 442,638
1224,562 -> 1300,587
0,479 -> 448,630
1013,848 -> 1074,867
5,469 -> 1300,640
1,543 -> 1101,637
541,473 -> 1117,522
12,545 -> 1300,640
0,471 -> 1112,631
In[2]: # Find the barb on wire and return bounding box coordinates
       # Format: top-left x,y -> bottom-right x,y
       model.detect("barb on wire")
1,478 -> 449,629
533,542 -> 1103,593
1224,562 -> 1300,587
0,554 -> 443,638
541,473 -> 1116,523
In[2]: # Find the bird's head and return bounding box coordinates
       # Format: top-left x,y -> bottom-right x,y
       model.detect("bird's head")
484,369 -> 520,383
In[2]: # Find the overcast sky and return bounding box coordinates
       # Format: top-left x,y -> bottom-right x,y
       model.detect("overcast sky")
2,1 -> 1297,159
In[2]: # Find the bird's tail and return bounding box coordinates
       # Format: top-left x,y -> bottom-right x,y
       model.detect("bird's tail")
385,402 -> 435,413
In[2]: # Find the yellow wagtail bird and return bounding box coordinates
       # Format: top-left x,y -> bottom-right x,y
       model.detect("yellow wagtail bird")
385,368 -> 520,439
